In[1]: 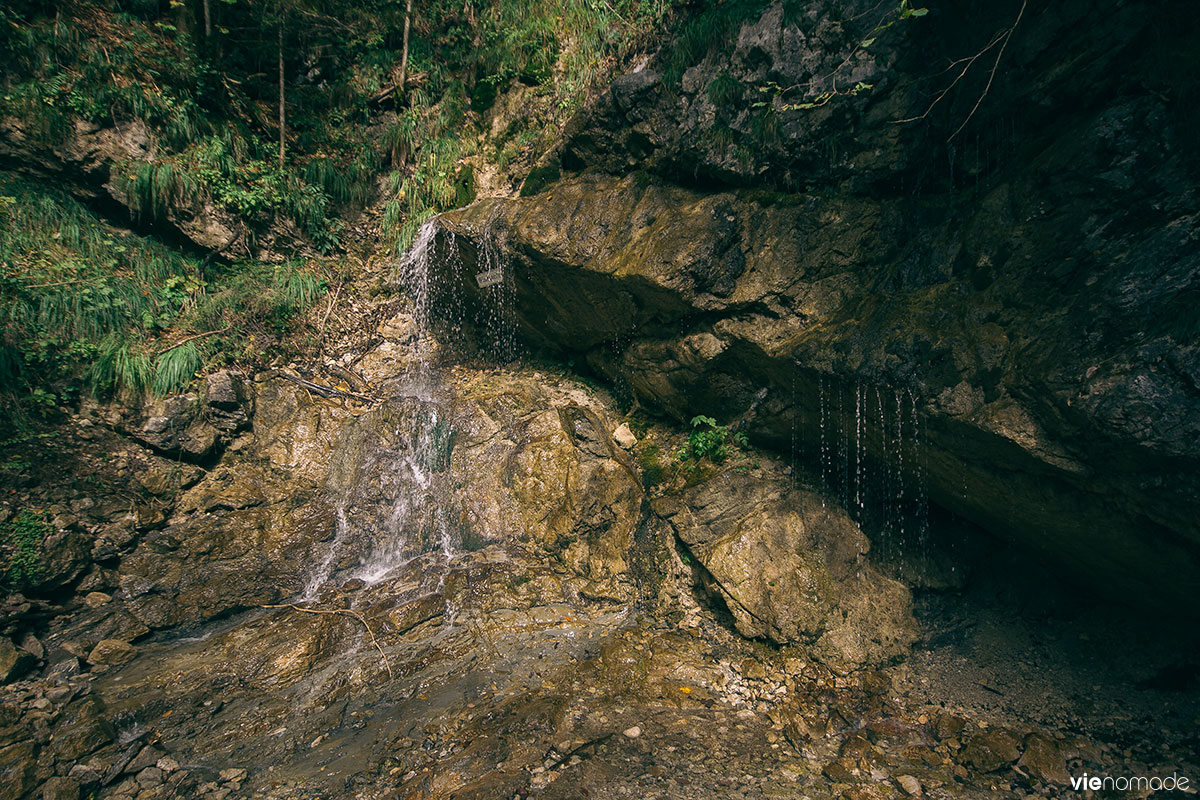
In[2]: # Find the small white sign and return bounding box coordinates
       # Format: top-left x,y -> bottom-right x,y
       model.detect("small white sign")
475,269 -> 503,288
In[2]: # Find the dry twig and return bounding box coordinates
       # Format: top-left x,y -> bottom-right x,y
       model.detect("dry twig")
893,0 -> 1027,140
263,602 -> 394,678
156,326 -> 231,356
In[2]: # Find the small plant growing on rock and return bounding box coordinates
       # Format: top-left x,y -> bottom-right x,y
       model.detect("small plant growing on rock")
1,509 -> 49,591
677,415 -> 748,465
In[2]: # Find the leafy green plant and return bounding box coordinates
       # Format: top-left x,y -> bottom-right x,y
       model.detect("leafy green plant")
677,415 -> 748,465
1,509 -> 50,591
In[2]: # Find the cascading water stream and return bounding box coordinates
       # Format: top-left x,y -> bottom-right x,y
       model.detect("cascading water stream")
300,218 -> 513,604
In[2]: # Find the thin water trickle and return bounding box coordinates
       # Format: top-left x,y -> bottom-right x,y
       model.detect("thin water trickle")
301,218 -> 517,598
302,504 -> 352,600
799,366 -> 931,570
818,374 -> 828,509
854,382 -> 863,516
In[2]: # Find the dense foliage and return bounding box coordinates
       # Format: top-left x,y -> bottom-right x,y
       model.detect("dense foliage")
0,0 -> 686,407
0,508 -> 49,591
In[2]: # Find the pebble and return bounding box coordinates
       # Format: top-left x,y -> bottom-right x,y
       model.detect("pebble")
622,726 -> 641,738
897,774 -> 923,796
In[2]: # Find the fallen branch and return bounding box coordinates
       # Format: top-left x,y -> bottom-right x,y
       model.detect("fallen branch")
275,370 -> 376,403
156,327 -> 231,356
262,602 -> 393,678
328,364 -> 373,395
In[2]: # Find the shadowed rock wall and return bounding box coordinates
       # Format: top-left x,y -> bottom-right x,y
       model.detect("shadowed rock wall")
439,0 -> 1200,611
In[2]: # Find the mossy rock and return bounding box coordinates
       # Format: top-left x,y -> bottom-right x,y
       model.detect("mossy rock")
520,164 -> 561,197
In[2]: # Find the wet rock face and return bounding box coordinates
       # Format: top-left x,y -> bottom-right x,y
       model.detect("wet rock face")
440,0 -> 1200,610
656,473 -> 916,667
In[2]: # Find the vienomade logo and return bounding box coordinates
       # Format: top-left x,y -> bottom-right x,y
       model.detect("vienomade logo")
1069,772 -> 1191,793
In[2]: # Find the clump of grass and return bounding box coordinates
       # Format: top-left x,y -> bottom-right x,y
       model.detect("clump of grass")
660,0 -> 771,85
152,343 -> 202,395
0,174 -> 325,402
706,71 -> 744,108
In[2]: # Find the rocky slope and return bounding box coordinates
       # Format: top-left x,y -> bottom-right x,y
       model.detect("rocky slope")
2,0 -> 1199,798
439,0 -> 1200,611
1,288 -> 1194,799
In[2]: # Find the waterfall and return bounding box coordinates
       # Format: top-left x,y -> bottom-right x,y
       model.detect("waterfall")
302,218 -> 513,597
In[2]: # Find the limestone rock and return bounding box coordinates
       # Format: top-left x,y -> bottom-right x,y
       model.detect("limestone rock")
40,777 -> 80,800
0,740 -> 36,800
127,746 -> 165,774
657,470 -> 917,667
0,638 -> 35,683
204,370 -> 252,433
934,713 -> 966,741
612,423 -> 637,449
1020,734 -> 1069,785
961,729 -> 1021,773
49,698 -> 114,762
124,394 -> 221,462
18,634 -> 44,660
33,529 -> 91,591
218,768 -> 247,784
87,639 -> 137,666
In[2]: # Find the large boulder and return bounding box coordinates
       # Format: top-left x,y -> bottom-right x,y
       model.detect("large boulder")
656,471 -> 917,667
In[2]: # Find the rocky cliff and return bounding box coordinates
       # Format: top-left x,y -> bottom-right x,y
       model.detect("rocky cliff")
440,0 -> 1200,611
